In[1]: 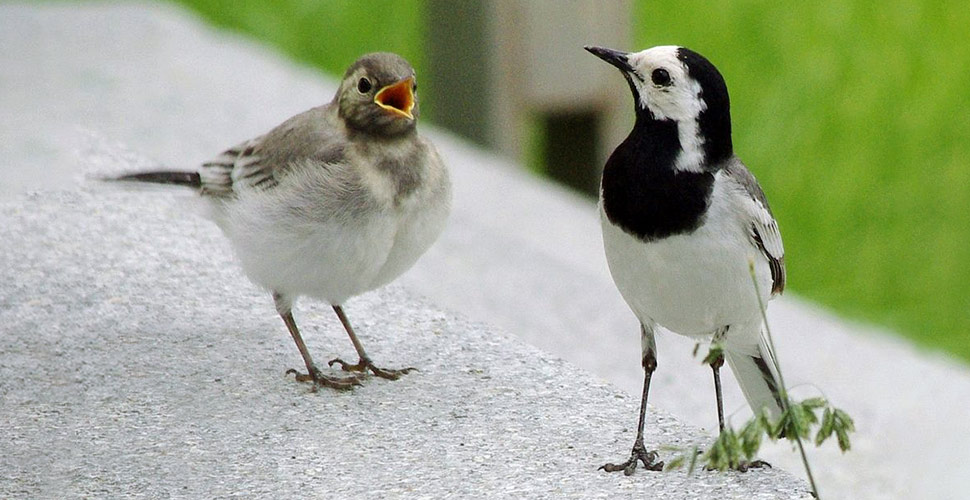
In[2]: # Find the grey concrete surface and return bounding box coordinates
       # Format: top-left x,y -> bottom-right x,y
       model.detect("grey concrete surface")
2,2 -> 969,499
0,187 -> 809,498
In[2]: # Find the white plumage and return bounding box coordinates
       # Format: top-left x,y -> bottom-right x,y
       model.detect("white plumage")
601,168 -> 774,348
214,138 -> 450,307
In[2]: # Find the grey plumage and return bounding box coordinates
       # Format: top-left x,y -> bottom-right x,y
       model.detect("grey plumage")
114,52 -> 451,389
723,158 -> 786,295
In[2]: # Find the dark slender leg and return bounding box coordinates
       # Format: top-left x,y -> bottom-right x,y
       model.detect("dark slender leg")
327,305 -> 415,380
274,294 -> 361,390
709,329 -> 770,472
600,324 -> 664,475
710,352 -> 726,433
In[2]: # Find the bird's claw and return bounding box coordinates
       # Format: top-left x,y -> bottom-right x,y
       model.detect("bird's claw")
704,459 -> 772,472
737,459 -> 771,472
327,357 -> 416,380
600,444 -> 663,475
285,367 -> 362,390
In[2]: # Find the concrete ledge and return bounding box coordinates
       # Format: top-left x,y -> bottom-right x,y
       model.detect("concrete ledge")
0,188 -> 808,498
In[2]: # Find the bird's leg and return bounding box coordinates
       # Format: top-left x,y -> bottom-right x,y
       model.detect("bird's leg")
600,324 -> 664,475
327,305 -> 415,380
710,350 -> 769,471
709,329 -> 771,471
275,294 -> 361,390
710,351 -> 726,433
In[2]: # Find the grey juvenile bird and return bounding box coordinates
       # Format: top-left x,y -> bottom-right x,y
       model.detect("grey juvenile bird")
116,52 -> 451,390
586,45 -> 786,474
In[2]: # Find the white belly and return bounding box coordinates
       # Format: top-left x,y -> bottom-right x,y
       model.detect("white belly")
209,175 -> 449,306
600,201 -> 772,338
368,193 -> 451,290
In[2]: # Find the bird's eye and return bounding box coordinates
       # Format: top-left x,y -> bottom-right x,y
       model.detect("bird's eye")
412,81 -> 418,93
651,68 -> 672,87
357,77 -> 372,94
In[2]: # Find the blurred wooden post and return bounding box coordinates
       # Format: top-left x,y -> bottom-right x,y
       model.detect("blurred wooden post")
427,0 -> 632,195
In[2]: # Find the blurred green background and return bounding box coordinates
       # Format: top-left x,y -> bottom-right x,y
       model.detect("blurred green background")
174,0 -> 970,361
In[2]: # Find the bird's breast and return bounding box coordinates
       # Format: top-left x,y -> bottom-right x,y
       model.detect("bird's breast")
600,161 -> 715,243
600,194 -> 771,336
217,143 -> 450,304
350,137 -> 434,209
358,139 -> 452,290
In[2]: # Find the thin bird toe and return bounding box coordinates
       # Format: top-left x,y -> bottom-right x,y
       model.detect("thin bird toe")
284,368 -> 315,383
368,366 -> 416,380
285,367 -> 363,390
327,357 -> 366,372
327,357 -> 416,380
599,449 -> 663,474
738,460 -> 771,472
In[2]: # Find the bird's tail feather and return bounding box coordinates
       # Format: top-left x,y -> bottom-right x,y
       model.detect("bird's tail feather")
112,170 -> 201,188
724,337 -> 785,419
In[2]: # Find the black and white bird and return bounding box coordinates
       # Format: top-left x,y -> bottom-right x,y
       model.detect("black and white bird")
585,45 -> 786,474
115,53 -> 451,390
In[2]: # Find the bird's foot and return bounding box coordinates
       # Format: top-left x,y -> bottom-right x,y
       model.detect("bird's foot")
599,442 -> 664,475
736,460 -> 771,472
285,366 -> 362,391
328,357 -> 416,380
705,459 -> 772,472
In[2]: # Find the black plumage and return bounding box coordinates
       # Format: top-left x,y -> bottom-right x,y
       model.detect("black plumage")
601,112 -> 715,242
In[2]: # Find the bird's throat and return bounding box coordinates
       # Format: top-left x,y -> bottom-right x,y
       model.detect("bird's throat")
601,116 -> 715,242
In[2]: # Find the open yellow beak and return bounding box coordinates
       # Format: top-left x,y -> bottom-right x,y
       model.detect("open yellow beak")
374,77 -> 415,120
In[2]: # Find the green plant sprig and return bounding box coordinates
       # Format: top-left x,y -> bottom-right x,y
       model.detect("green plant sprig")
667,260 -> 857,500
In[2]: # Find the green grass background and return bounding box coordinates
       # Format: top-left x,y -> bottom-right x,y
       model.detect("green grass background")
174,0 -> 970,361
633,2 -> 970,360
177,0 -> 427,96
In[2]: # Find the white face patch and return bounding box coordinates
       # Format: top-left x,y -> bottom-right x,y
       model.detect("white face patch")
626,46 -> 708,173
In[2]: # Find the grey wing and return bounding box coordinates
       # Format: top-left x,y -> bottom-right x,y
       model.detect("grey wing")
725,158 -> 786,295
198,138 -> 258,197
197,104 -> 347,197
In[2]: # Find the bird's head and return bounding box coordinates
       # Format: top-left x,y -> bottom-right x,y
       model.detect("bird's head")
337,52 -> 420,137
585,45 -> 733,167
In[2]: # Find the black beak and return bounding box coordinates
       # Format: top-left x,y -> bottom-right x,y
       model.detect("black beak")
584,45 -> 635,73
